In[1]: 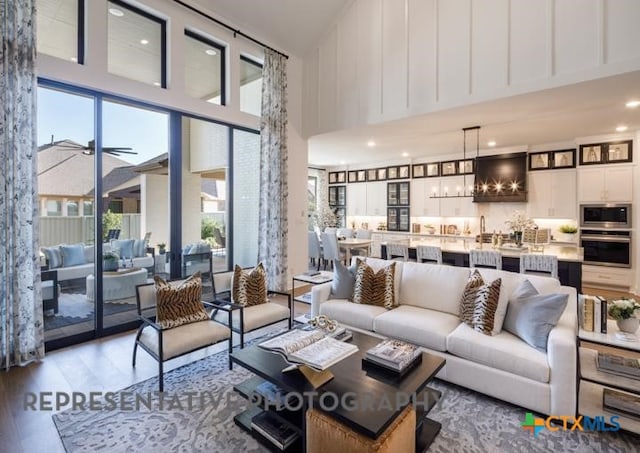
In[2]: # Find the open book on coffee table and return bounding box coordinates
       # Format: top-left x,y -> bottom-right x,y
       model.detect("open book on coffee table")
259,328 -> 358,372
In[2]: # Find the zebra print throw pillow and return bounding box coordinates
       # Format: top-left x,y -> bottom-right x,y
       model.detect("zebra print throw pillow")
232,263 -> 268,307
459,269 -> 502,335
154,272 -> 209,329
352,259 -> 396,309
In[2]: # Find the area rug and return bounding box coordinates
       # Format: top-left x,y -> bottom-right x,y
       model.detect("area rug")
53,336 -> 639,453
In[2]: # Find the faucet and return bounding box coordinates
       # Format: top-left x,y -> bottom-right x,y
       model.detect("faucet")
480,215 -> 486,235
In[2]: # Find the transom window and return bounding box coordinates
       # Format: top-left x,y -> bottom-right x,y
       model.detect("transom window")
37,0 -> 83,63
107,0 -> 166,88
184,30 -> 226,105
240,56 -> 263,116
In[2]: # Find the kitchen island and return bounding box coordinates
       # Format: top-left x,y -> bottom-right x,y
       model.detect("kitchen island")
380,237 -> 583,292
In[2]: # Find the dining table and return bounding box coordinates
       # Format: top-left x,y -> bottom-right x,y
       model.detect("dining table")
338,238 -> 373,262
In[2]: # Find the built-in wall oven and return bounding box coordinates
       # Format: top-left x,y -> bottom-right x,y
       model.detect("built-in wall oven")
580,203 -> 632,229
580,204 -> 632,268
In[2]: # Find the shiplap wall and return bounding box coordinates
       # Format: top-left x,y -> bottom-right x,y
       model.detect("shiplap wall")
304,0 -> 640,136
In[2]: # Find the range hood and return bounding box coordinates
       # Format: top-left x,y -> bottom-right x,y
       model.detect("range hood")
473,152 -> 527,203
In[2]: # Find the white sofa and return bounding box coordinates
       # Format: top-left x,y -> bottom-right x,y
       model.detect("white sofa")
311,257 -> 577,417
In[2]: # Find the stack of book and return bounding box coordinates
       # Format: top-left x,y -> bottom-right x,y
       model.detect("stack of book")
364,339 -> 422,373
597,353 -> 640,380
251,411 -> 298,450
579,295 -> 608,334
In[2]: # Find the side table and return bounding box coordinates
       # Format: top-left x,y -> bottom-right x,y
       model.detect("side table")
578,319 -> 640,434
291,271 -> 333,323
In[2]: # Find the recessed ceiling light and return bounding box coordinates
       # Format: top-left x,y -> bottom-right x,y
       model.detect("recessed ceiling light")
153,82 -> 161,87
487,141 -> 496,147
367,140 -> 375,147
70,56 -> 77,62
625,100 -> 640,108
108,7 -> 124,17
339,161 -> 346,165
205,49 -> 217,56
616,125 -> 628,132
401,151 -> 409,157
140,39 -> 149,45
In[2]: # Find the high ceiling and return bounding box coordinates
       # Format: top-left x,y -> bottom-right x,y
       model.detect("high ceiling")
198,0 -> 349,57
308,71 -> 640,167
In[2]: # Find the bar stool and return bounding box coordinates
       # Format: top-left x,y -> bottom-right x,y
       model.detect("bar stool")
469,249 -> 502,270
387,243 -> 410,261
520,253 -> 558,279
416,245 -> 443,264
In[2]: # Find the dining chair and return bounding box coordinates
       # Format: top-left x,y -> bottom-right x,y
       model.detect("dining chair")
469,249 -> 502,270
321,232 -> 345,268
324,227 -> 337,236
520,253 -> 558,279
387,243 -> 410,261
416,245 -> 443,264
308,231 -> 322,270
355,229 -> 372,239
337,228 -> 354,238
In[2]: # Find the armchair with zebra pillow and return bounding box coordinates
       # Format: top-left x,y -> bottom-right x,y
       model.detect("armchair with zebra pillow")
211,263 -> 292,348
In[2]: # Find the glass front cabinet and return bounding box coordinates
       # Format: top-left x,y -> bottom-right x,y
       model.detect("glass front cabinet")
387,182 -> 410,231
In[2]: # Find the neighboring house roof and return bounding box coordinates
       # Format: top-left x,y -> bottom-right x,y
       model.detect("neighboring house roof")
133,152 -> 168,175
201,179 -> 219,199
38,139 -> 137,197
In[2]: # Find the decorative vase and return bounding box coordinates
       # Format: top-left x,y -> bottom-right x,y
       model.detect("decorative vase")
103,259 -> 118,271
514,231 -> 523,247
616,318 -> 639,334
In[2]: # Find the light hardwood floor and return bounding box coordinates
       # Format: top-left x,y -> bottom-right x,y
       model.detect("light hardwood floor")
0,296 -> 308,453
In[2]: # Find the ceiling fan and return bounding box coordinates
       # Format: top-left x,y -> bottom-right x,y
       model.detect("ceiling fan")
58,139 -> 136,156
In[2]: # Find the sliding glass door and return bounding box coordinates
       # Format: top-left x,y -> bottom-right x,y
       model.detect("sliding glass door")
37,86 -> 96,344
101,100 -> 169,329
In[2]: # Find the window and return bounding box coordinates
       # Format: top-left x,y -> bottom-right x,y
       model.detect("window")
66,201 -> 79,216
37,0 -> 83,63
107,0 -> 166,87
83,200 -> 93,216
184,31 -> 225,105
46,200 -> 62,216
240,56 -> 262,116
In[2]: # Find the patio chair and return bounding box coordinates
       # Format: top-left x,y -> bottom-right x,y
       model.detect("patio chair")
213,227 -> 226,256
133,280 -> 232,392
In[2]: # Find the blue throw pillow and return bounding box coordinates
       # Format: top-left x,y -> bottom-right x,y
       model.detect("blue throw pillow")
133,239 -> 146,257
42,247 -> 63,269
503,280 -> 568,352
111,239 -> 135,259
330,259 -> 357,299
59,244 -> 86,267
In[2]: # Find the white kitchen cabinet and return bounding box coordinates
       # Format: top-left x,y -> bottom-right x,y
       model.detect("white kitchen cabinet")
410,179 -> 425,216
527,169 -> 576,218
411,179 -> 442,217
346,183 -> 367,216
440,176 -> 476,217
365,181 -> 386,216
578,166 -> 633,203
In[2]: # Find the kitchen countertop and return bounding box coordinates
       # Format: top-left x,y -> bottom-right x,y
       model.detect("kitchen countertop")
380,236 -> 583,262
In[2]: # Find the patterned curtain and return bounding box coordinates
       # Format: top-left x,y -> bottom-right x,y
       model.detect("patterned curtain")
257,49 -> 288,291
0,0 -> 44,369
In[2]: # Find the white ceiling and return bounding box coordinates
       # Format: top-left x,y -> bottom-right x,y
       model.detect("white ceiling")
198,0 -> 350,57
309,71 -> 640,167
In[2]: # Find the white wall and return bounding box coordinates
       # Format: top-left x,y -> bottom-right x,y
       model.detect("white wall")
304,0 -> 640,137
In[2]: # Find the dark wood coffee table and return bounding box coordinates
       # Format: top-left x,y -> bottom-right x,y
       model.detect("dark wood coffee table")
231,330 -> 445,452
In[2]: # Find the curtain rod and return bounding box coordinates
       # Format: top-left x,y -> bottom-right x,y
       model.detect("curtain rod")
173,0 -> 289,60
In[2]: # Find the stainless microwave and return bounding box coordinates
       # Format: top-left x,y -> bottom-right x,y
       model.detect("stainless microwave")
580,204 -> 632,229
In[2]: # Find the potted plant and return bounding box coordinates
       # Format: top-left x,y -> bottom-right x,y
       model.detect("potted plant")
504,210 -> 535,246
103,251 -> 119,271
608,298 -> 640,334
557,224 -> 578,243
157,243 -> 166,255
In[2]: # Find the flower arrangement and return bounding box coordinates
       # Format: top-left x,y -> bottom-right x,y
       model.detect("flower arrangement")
608,298 -> 640,320
504,210 -> 536,232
